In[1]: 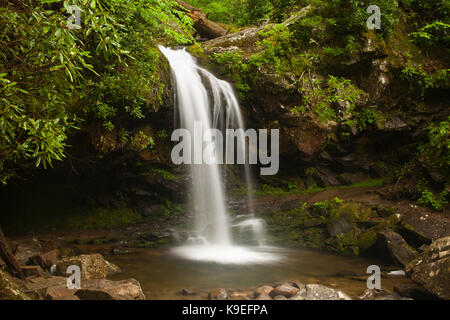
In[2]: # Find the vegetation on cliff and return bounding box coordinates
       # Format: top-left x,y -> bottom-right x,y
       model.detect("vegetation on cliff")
197,0 -> 449,211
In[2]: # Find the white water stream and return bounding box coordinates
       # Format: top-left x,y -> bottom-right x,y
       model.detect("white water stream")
159,46 -> 278,264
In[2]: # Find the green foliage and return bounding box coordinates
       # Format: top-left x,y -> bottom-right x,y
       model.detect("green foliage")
160,199 -> 185,217
283,0 -> 398,51
400,0 -> 450,28
310,197 -> 342,216
130,131 -> 155,151
212,51 -> 247,72
332,203 -> 360,222
248,24 -> 293,70
151,168 -> 178,180
418,118 -> 450,173
410,21 -> 450,47
417,189 -> 448,211
187,0 -> 273,25
401,65 -> 450,97
0,0 -> 193,184
300,75 -> 366,129
256,184 -> 287,196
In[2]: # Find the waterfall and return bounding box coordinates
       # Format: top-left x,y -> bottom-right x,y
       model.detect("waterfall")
159,46 -> 277,264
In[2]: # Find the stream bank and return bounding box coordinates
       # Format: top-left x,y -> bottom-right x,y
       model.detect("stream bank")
1,184 -> 448,300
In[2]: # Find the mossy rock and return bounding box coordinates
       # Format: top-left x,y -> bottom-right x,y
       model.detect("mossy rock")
309,198 -> 342,217
331,230 -> 361,255
336,229 -> 360,247
332,203 -> 360,222
358,229 -> 378,252
303,228 -> 328,249
327,204 -> 359,238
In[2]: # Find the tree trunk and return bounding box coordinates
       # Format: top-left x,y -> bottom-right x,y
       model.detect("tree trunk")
0,224 -> 25,280
174,0 -> 227,39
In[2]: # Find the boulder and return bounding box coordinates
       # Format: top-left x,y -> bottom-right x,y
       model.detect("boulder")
305,284 -> 349,300
45,286 -> 79,300
292,282 -> 307,297
377,230 -> 417,267
273,295 -> 287,300
43,277 -> 146,300
56,254 -> 108,280
289,292 -> 306,300
42,239 -> 84,258
255,293 -> 272,300
14,238 -> 42,264
74,278 -> 146,300
401,210 -> 450,243
28,249 -> 59,271
105,260 -> 121,276
254,285 -> 273,297
393,283 -> 437,300
179,288 -> 196,296
406,236 -> 450,300
208,288 -> 228,300
359,288 -> 405,300
327,217 -> 353,238
27,276 -> 67,292
327,204 -> 358,237
270,283 -> 299,298
229,292 -> 251,300
0,269 -> 40,300
21,265 -> 46,277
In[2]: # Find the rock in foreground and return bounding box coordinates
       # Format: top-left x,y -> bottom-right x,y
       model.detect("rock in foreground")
406,236 -> 450,300
55,254 -> 108,280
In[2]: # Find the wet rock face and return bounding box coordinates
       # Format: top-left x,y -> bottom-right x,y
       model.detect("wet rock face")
401,210 -> 450,243
406,236 -> 450,300
280,123 -> 331,161
377,230 -> 417,267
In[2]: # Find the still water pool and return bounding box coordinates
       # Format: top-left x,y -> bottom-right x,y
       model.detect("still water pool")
108,246 -> 413,300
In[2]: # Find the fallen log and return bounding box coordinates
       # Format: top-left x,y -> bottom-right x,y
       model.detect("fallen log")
0,224 -> 25,280
174,0 -> 227,39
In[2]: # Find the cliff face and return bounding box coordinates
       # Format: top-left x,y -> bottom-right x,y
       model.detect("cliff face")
0,2 -> 448,237
191,6 -> 449,197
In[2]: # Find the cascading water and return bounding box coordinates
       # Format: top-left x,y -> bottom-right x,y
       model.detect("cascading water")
159,46 -> 278,264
